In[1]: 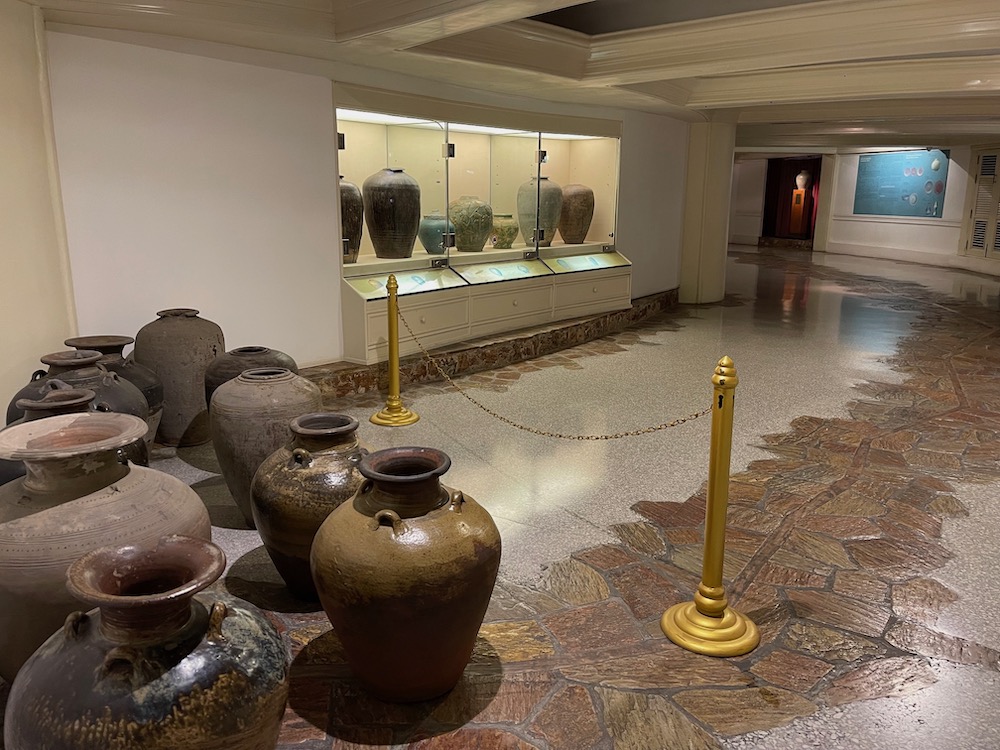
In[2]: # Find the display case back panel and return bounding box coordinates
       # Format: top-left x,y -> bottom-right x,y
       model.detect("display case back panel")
568,138 -> 619,244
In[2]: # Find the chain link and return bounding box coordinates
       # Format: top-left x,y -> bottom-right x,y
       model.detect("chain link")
396,307 -> 712,441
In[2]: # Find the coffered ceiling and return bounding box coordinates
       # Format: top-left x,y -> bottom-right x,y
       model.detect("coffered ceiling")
32,0 -> 1000,149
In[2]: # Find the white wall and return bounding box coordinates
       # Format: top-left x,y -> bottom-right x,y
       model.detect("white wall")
46,32 -> 341,365
729,158 -> 767,245
822,148 -> 972,269
0,0 -> 76,402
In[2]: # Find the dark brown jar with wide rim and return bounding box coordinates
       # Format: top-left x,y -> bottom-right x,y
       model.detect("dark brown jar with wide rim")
310,446 -> 501,702
6,350 -> 103,424
250,413 -> 366,600
4,535 -> 289,750
204,345 -> 298,407
0,413 -> 211,681
133,308 -> 225,446
210,368 -> 322,528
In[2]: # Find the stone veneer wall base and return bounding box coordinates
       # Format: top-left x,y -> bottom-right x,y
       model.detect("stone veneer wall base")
303,289 -> 678,399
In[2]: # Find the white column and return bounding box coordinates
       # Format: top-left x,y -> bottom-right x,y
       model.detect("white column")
679,120 -> 737,304
812,153 -> 839,253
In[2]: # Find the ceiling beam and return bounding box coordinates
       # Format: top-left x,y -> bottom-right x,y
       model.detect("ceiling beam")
332,0 -> 591,45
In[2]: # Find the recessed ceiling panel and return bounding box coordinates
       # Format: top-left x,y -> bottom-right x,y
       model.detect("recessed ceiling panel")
532,0 -> 828,35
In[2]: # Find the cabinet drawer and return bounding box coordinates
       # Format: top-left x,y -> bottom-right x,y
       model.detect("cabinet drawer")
554,273 -> 631,310
367,295 -> 469,346
471,284 -> 552,323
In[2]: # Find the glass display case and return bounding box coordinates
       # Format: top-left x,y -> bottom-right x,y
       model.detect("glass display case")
335,94 -> 630,364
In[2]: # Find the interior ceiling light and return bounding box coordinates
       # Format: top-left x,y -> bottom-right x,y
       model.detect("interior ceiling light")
336,109 -> 603,139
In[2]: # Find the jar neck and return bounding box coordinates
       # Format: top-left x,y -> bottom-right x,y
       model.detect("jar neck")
357,475 -> 448,518
21,450 -> 129,509
99,597 -> 197,644
292,431 -> 359,454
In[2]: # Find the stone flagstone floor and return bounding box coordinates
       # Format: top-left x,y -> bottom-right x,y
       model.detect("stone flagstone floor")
5,248 -> 1000,749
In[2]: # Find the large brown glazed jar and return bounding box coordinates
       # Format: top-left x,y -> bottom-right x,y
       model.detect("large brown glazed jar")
251,413 -> 366,600
4,535 -> 289,750
340,175 -> 364,264
134,308 -> 225,446
5,349 -> 102,424
0,413 -> 211,681
311,446 -> 501,702
558,183 -> 595,244
204,345 -> 299,406
211,368 -> 322,528
64,334 -> 165,443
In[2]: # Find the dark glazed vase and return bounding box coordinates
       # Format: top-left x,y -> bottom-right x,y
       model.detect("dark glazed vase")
6,350 -> 103,424
64,334 -> 164,443
449,195 -> 493,252
134,308 -> 225,446
516,176 -> 563,248
311,446 -> 502,702
340,175 -> 364,264
210,368 -> 323,528
558,183 -> 595,244
362,168 -> 420,259
205,346 -> 299,406
417,213 -> 454,255
0,413 -> 211,681
251,413 -> 366,600
4,535 -> 288,750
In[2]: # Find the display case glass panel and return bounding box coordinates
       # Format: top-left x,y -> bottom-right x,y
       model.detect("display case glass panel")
456,259 -> 553,284
345,268 -> 467,299
545,252 -> 631,274
336,108 -> 619,270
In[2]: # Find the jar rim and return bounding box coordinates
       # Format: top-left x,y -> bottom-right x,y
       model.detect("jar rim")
359,446 -> 451,483
156,308 -> 199,317
0,412 -> 147,461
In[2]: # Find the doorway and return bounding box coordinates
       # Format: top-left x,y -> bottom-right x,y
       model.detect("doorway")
760,156 -> 823,250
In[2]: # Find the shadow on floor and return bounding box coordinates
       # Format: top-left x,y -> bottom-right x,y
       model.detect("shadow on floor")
224,544 -> 323,615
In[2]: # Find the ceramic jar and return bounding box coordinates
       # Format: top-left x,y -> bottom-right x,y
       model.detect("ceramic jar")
340,175 -> 364,264
492,213 -> 519,249
417,213 -> 454,255
64,334 -> 164,444
311,446 -> 501,702
0,413 -> 211,681
6,350 -> 102,424
251,413 -> 366,599
517,176 -> 562,248
558,183 -> 595,244
210,368 -> 323,528
363,168 -> 421,259
4,535 -> 288,750
134,308 -> 225,447
449,195 -> 493,253
795,170 -> 811,190
204,346 -> 299,406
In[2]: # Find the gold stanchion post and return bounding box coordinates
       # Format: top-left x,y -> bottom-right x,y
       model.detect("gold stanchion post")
661,355 -> 759,657
371,274 -> 419,426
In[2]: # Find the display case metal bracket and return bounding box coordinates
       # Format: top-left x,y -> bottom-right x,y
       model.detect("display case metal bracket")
602,244 -> 616,253
431,257 -> 450,268
523,249 -> 539,260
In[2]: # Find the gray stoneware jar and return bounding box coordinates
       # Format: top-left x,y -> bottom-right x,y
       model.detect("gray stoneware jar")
558,183 -> 595,244
133,308 -> 225,447
210,368 -> 322,528
340,175 -> 364,263
204,346 -> 298,407
516,176 -> 563,248
6,350 -> 103,424
362,168 -> 420,259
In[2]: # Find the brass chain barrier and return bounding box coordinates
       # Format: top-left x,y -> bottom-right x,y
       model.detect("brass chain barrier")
396,307 -> 712,441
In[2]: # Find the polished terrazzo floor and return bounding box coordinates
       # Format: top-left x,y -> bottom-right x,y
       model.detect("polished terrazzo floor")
7,247 -> 1000,749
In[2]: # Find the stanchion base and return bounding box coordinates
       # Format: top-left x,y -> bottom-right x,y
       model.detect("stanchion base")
370,406 -> 420,426
661,600 -> 760,657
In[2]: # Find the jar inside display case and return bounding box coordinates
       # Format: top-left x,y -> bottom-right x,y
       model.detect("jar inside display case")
335,107 -> 620,268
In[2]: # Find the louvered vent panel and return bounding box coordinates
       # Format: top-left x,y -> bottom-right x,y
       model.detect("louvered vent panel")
972,220 -> 987,249
982,154 -> 998,177
994,221 -> 1000,252
976,178 -> 995,214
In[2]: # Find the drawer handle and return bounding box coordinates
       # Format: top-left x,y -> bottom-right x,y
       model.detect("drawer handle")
419,316 -> 427,324
592,286 -> 599,293
512,300 -> 519,307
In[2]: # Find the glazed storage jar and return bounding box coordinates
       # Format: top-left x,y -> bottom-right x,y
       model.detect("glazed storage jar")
204,345 -> 298,406
417,213 -> 454,255
311,446 -> 501,702
517,176 -> 563,248
449,195 -> 493,252
134,308 -> 225,446
0,413 -> 211,681
64,334 -> 165,443
492,213 -> 519,249
558,183 -> 595,244
211,368 -> 323,528
362,168 -> 421,259
251,413 -> 366,599
4,535 -> 288,750
340,175 -> 364,263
